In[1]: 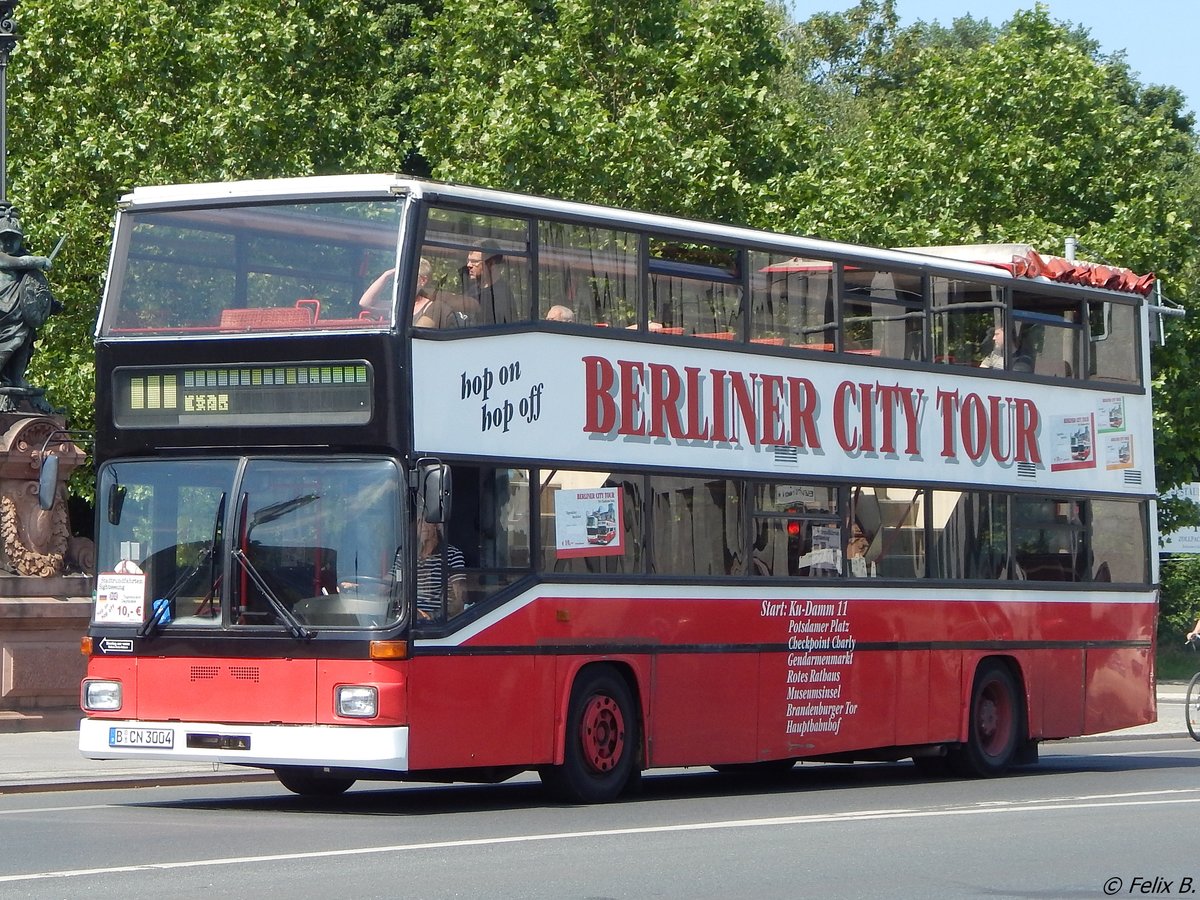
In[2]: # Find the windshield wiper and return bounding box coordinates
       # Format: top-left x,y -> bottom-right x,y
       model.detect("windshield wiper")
137,595 -> 172,637
138,540 -> 221,638
231,548 -> 316,640
249,493 -> 320,528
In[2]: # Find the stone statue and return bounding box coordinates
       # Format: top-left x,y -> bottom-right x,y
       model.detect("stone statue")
0,205 -> 60,413
0,207 -> 85,578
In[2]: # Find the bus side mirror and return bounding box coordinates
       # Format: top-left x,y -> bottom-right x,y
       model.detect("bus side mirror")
107,482 -> 127,525
418,464 -> 452,525
37,455 -> 59,510
1089,302 -> 1110,342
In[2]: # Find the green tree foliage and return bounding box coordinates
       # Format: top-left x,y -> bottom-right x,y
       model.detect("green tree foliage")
785,0 -> 907,94
778,8 -> 1194,262
410,0 -> 801,226
1149,139 -> 1200,509
6,0 -> 390,436
1159,555 -> 1200,645
359,0 -> 445,174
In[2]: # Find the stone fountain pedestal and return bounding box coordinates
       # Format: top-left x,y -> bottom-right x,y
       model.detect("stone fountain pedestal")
0,413 -> 91,732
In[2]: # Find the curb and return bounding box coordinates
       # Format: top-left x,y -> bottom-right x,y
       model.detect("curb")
1062,731 -> 1190,743
0,771 -> 276,795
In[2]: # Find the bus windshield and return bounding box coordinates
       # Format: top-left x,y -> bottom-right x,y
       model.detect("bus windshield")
100,199 -> 404,334
96,457 -> 403,630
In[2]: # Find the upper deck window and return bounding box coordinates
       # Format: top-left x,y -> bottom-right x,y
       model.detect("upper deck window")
931,278 -> 1005,368
750,253 -> 835,350
538,221 -> 639,328
420,208 -> 531,326
101,200 -> 403,335
1089,299 -> 1140,384
842,267 -> 925,361
648,240 -> 742,340
1012,289 -> 1083,378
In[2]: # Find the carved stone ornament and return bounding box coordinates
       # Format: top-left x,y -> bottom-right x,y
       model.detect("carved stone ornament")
0,413 -> 86,576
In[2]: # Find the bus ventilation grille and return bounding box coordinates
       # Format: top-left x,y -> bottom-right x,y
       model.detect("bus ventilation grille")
1017,463 -> 1037,479
229,666 -> 261,683
773,447 -> 799,466
1124,470 -> 1143,485
190,665 -> 220,681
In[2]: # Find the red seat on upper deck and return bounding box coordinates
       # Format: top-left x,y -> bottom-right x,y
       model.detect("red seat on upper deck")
219,305 -> 316,330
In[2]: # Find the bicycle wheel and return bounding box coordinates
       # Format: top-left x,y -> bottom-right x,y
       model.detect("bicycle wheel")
1186,673 -> 1200,741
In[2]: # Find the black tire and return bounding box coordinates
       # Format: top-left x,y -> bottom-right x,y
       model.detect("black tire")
1187,673 -> 1200,741
275,767 -> 356,797
948,661 -> 1022,778
540,666 -> 639,803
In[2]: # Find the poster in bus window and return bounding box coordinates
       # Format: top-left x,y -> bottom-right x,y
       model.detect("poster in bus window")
94,570 -> 147,625
804,524 -> 842,575
1098,396 -> 1126,434
554,486 -> 624,558
1049,413 -> 1096,472
775,484 -> 830,512
1104,434 -> 1134,470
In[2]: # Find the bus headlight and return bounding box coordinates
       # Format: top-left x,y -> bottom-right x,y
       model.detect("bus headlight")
83,680 -> 122,711
336,685 -> 378,718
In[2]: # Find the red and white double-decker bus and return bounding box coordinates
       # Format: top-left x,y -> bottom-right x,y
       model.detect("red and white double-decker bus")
76,175 -> 1160,800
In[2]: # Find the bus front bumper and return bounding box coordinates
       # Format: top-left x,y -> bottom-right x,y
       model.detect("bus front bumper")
79,718 -> 410,771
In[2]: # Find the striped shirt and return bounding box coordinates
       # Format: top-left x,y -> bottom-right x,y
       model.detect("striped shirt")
416,545 -> 466,619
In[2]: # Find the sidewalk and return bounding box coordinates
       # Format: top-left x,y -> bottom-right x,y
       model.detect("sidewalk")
0,684 -> 1190,794
0,725 -> 276,793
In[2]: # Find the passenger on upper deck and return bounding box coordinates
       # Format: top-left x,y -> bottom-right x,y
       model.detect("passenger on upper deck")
360,257 -> 467,327
978,324 -> 1035,372
979,325 -> 1007,369
466,241 -> 517,324
546,304 -> 574,323
358,267 -> 398,319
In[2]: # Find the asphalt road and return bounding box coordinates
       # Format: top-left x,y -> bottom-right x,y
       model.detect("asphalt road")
1,734 -> 1198,899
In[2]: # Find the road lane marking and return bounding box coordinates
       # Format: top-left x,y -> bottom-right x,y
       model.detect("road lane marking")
1089,747 -> 1200,757
0,803 -> 112,816
4,792 -> 1200,883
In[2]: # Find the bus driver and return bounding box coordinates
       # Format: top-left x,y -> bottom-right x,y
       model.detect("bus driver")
410,518 -> 466,621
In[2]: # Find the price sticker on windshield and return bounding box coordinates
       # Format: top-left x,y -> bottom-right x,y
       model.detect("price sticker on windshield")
95,571 -> 147,625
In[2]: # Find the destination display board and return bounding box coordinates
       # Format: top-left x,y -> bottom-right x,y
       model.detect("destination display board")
112,361 -> 373,428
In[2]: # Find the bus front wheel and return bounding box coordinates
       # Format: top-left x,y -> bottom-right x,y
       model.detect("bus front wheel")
949,660 -> 1021,778
275,767 -> 356,797
540,666 -> 639,803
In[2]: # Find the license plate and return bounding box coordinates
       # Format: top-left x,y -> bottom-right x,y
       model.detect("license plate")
109,727 -> 174,749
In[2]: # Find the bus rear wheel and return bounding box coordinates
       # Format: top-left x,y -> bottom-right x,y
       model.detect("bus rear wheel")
949,661 -> 1021,778
540,666 -> 639,803
275,767 -> 356,797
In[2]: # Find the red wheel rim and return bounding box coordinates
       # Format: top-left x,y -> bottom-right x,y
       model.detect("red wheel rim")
580,694 -> 625,773
976,678 -> 1014,758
